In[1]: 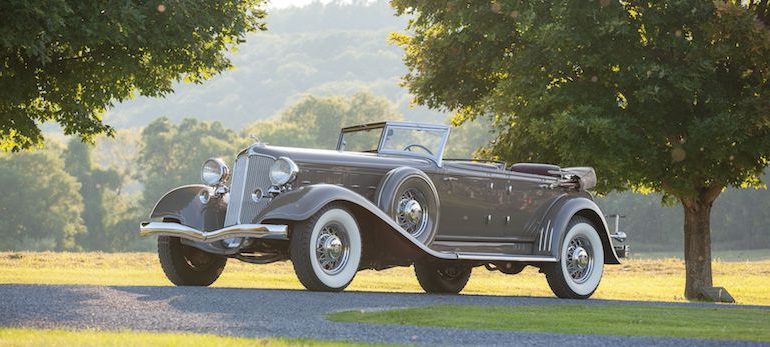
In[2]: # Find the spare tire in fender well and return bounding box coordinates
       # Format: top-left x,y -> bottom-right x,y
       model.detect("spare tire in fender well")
374,166 -> 440,245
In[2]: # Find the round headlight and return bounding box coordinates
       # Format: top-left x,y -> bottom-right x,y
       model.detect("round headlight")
201,158 -> 229,186
269,157 -> 299,186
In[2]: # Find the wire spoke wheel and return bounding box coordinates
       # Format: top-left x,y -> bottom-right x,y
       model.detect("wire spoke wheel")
565,235 -> 594,284
290,204 -> 362,292
396,188 -> 429,238
314,223 -> 351,275
545,216 -> 604,299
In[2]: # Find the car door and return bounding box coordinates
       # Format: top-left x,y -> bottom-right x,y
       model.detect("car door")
490,171 -> 565,241
431,164 -> 496,240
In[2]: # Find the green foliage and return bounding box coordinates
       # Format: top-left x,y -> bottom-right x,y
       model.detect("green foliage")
393,0 -> 770,200
137,118 -> 240,207
0,148 -> 84,250
242,92 -> 403,149
0,0 -> 267,152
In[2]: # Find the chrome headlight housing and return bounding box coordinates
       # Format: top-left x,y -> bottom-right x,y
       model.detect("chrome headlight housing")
201,158 -> 230,186
269,157 -> 299,186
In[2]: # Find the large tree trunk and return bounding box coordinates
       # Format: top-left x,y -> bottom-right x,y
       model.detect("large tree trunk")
680,186 -> 722,300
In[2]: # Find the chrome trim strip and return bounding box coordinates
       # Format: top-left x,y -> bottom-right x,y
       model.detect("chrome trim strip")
546,226 -> 554,251
456,253 -> 558,262
139,222 -> 288,242
235,157 -> 250,224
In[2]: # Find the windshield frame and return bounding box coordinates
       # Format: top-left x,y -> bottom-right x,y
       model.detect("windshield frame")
337,121 -> 451,167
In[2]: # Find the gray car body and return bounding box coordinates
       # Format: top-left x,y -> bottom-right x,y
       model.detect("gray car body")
148,123 -> 621,267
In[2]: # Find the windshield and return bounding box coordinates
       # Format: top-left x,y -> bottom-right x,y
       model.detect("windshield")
338,125 -> 383,153
380,126 -> 446,157
338,122 -> 450,164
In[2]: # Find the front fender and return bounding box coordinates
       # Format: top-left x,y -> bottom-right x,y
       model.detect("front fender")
538,195 -> 621,264
257,184 -> 456,260
149,184 -> 226,232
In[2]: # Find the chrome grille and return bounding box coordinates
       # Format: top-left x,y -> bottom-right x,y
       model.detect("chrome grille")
224,154 -> 274,226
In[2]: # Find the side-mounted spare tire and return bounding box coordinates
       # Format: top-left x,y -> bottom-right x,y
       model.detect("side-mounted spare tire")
374,167 -> 440,245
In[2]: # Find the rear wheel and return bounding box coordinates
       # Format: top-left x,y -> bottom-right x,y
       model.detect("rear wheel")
290,204 -> 362,292
157,236 -> 227,286
414,261 -> 472,294
544,216 -> 604,299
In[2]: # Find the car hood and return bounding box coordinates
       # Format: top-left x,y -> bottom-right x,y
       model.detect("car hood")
240,143 -> 435,170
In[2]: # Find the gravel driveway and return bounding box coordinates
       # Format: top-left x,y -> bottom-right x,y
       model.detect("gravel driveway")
0,284 -> 766,346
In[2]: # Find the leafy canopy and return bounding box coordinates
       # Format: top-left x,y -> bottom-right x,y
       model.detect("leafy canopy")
0,0 -> 266,151
392,0 -> 770,199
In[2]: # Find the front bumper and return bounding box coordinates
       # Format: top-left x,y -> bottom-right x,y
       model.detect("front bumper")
139,222 -> 288,243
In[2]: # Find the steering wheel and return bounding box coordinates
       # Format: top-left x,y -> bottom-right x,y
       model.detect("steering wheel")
403,144 -> 434,155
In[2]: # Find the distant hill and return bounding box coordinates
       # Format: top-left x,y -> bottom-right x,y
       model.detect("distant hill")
104,0 -> 447,130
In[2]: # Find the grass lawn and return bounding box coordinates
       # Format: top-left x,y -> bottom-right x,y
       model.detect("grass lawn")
329,304 -> 770,342
1,252 -> 770,305
0,328 -> 383,346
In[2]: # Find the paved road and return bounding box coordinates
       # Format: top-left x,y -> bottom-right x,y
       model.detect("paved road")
0,284 -> 767,346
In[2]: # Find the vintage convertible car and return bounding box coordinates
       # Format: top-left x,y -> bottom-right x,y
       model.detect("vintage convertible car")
140,121 -> 627,299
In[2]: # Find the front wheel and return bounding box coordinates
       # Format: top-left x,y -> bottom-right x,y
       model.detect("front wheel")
290,204 -> 362,292
414,261 -> 472,294
157,236 -> 227,286
545,216 -> 604,299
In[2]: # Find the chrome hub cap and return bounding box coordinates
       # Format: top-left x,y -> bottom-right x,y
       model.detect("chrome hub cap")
565,236 -> 593,283
403,200 -> 423,225
324,235 -> 343,259
573,247 -> 589,269
315,223 -> 350,275
396,188 -> 428,237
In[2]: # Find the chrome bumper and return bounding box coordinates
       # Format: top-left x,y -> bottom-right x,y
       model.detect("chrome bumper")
139,222 -> 288,242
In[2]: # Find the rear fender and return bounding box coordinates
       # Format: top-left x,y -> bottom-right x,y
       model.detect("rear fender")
535,195 -> 621,264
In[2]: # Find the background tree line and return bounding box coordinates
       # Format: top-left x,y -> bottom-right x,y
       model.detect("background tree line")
1,90 -> 768,252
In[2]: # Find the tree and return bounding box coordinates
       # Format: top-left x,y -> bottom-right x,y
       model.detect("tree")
137,118 -> 240,207
0,148 -> 84,250
392,0 -> 770,300
64,139 -> 122,250
242,92 -> 403,149
0,0 -> 266,151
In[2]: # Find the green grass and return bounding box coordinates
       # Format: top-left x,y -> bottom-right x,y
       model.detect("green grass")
329,304 -> 770,342
0,328 -> 386,346
2,252 -> 770,305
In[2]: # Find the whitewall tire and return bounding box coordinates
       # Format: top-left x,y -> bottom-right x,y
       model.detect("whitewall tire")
290,204 -> 362,292
545,216 -> 604,299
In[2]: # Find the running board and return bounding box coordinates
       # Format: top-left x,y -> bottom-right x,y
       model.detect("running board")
454,252 -> 558,263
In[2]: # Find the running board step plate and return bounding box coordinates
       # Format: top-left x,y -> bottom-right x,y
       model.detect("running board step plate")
453,252 -> 557,262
